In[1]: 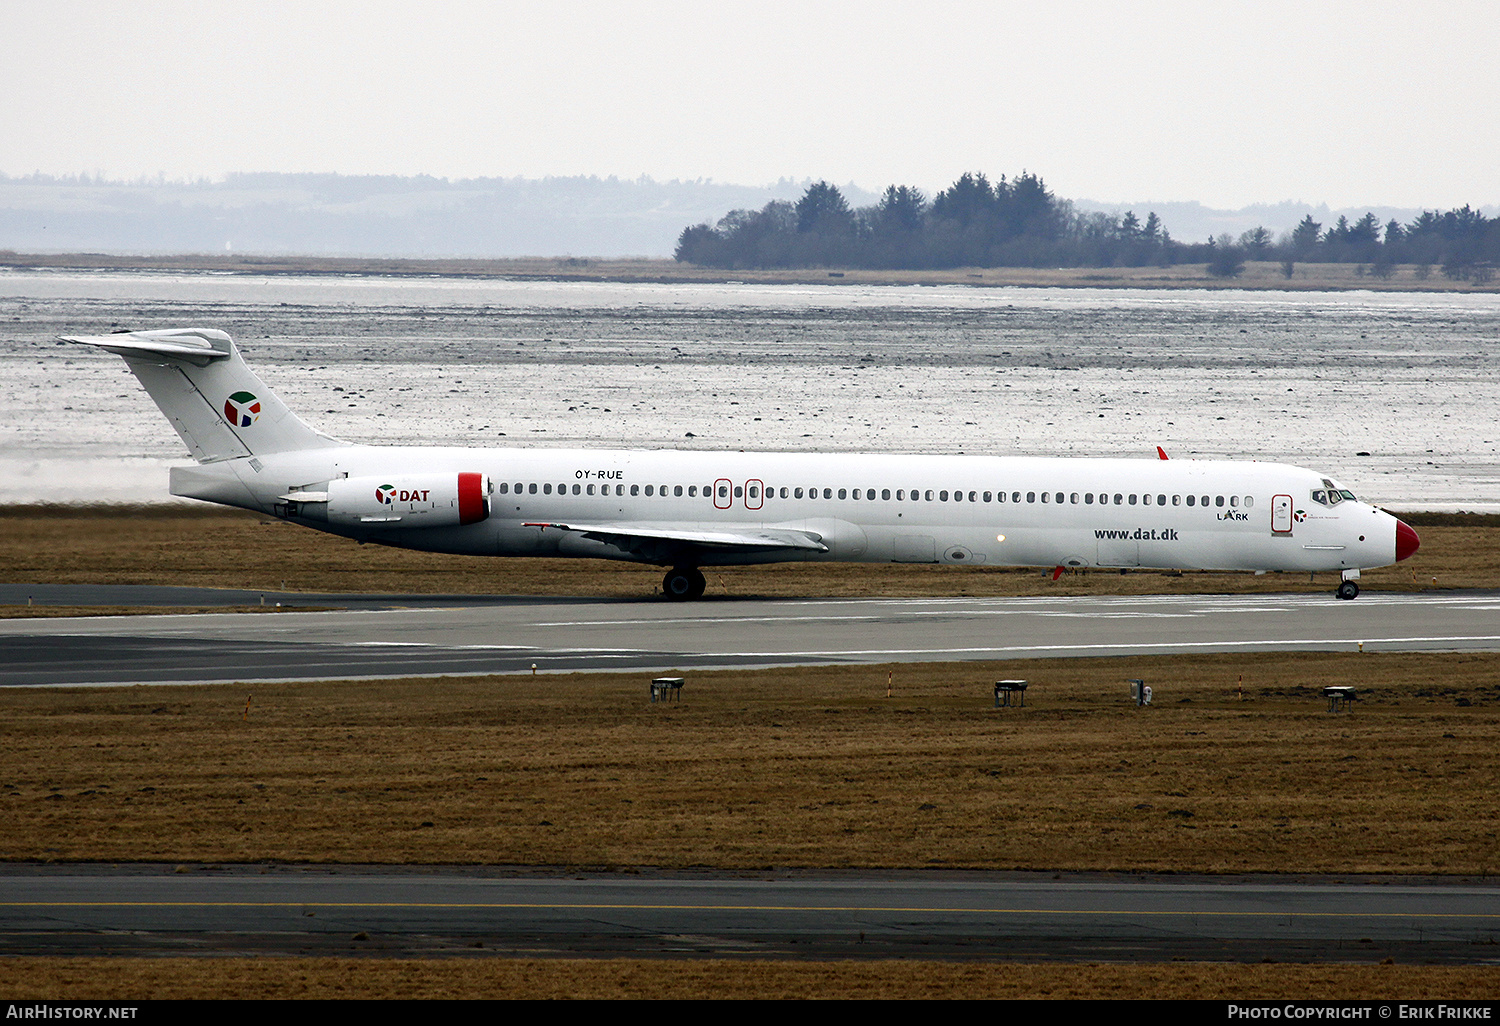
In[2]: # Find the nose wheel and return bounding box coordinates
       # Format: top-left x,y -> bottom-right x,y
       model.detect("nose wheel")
663,566 -> 706,601
1336,580 -> 1360,600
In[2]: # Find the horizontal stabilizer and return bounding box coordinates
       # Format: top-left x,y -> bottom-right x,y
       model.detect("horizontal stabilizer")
61,328 -> 234,364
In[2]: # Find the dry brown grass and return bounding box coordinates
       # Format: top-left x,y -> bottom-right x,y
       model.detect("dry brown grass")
2,251 -> 1494,292
4,957 -> 1498,1000
3,652 -> 1498,872
0,507 -> 1489,602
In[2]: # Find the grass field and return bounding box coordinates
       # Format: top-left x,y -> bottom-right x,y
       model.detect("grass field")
5,957 -> 1497,1000
2,250 -> 1495,292
0,507 -> 1489,606
4,651 -> 1497,872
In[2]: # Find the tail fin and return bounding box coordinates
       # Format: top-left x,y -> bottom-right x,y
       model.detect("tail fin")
61,328 -> 343,461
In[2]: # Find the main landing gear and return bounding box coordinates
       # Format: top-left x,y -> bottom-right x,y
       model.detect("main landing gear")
663,566 -> 706,601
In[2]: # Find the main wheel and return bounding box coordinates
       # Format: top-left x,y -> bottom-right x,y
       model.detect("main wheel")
663,567 -> 706,601
1336,580 -> 1359,600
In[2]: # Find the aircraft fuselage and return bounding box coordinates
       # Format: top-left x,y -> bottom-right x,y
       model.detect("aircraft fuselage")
171,443 -> 1411,574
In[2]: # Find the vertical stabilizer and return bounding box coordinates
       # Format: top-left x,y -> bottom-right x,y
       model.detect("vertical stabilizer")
61,328 -> 343,461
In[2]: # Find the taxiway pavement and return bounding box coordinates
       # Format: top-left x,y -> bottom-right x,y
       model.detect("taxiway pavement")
2,865 -> 1495,961
2,589 -> 1499,687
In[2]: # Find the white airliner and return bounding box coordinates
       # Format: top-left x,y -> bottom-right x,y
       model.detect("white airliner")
64,327 -> 1419,600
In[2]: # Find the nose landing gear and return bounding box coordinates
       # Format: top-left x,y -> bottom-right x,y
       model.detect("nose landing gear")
1336,580 -> 1360,600
663,566 -> 706,601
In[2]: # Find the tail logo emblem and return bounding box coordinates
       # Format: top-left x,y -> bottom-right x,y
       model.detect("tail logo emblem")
223,391 -> 261,427
375,483 -> 398,504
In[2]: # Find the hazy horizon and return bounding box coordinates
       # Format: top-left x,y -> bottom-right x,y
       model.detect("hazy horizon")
2,170 -> 1489,260
4,2 -> 1497,215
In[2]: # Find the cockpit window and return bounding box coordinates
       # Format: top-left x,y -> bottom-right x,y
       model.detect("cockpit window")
1311,486 -> 1356,507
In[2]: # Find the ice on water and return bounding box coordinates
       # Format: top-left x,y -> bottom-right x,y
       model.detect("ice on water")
2,270 -> 1496,509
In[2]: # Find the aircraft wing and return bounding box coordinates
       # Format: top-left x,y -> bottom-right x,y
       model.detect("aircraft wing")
523,521 -> 829,556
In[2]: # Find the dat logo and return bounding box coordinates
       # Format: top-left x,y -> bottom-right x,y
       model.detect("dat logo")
223,391 -> 261,427
375,484 -> 432,504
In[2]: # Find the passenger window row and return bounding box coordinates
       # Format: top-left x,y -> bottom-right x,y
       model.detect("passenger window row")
496,481 -> 1254,508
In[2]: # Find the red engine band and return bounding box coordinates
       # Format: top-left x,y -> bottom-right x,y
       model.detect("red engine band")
458,472 -> 488,525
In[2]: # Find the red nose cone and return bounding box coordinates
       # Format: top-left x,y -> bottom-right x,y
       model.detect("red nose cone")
1395,519 -> 1420,562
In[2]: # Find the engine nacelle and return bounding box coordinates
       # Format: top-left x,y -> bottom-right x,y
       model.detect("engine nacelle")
279,472 -> 491,527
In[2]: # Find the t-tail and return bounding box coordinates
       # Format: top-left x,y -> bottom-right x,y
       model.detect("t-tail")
61,328 -> 343,460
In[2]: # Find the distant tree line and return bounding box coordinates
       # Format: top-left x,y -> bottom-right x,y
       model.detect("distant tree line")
674,173 -> 1498,280
675,172 -> 1175,270
1273,207 -> 1500,280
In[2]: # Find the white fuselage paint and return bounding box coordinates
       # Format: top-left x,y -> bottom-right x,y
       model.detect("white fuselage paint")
173,444 -> 1405,573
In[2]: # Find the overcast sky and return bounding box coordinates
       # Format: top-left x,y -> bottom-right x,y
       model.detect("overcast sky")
4,0 -> 1496,211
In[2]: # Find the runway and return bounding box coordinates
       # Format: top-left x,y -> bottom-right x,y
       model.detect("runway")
3,865 -> 1497,961
2,588 -> 1499,686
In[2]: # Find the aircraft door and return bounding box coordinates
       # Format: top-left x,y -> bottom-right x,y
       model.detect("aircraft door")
745,479 -> 764,510
714,478 -> 732,510
1271,494 -> 1293,534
